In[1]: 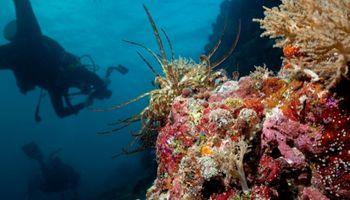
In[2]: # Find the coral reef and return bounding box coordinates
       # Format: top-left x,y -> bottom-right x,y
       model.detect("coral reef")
144,1 -> 350,199
101,1 -> 350,199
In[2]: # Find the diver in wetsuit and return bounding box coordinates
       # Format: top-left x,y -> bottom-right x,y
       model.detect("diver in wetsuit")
0,0 -> 112,118
22,142 -> 80,199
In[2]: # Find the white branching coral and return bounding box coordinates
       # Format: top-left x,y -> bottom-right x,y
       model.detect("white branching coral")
213,137 -> 250,193
254,0 -> 350,88
250,65 -> 273,81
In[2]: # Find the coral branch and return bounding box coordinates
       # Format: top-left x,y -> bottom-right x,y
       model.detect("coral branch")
254,0 -> 350,88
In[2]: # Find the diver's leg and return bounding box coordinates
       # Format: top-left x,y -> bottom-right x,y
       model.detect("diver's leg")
48,90 -> 85,118
0,43 -> 16,70
13,0 -> 42,40
48,90 -> 74,118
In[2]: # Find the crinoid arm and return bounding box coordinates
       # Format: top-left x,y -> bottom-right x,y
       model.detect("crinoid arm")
137,51 -> 161,77
211,19 -> 242,69
206,18 -> 228,62
143,4 -> 168,66
142,5 -> 180,86
123,39 -> 163,67
98,123 -> 135,135
92,92 -> 150,113
108,113 -> 141,126
112,146 -> 146,158
97,115 -> 142,135
161,28 -> 175,62
95,93 -> 152,135
111,120 -> 157,158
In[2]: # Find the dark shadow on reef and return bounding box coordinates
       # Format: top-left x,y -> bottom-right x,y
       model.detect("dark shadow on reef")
204,0 -> 281,77
332,63 -> 350,112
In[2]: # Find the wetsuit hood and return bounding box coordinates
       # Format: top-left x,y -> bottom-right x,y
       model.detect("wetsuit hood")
3,20 -> 17,41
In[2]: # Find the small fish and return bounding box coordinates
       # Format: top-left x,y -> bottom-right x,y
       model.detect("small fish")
232,71 -> 239,81
232,63 -> 240,81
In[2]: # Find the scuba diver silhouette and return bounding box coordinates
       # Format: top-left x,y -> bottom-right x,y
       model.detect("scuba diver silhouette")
22,141 -> 80,199
0,0 -> 112,120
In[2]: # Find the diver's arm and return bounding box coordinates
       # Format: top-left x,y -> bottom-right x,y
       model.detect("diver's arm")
74,67 -> 105,89
75,67 -> 112,100
48,90 -> 85,118
13,0 -> 42,40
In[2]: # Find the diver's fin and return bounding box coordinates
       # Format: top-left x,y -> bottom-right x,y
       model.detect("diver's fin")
34,89 -> 45,122
21,141 -> 43,162
13,0 -> 42,40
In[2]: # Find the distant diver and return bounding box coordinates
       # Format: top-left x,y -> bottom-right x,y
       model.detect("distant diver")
22,141 -> 80,199
0,0 -> 112,120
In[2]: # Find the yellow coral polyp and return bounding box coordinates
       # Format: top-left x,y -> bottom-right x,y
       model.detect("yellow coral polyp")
224,97 -> 244,109
201,145 -> 213,156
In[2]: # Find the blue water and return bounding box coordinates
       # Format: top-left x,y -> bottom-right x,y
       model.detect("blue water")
0,0 -> 224,199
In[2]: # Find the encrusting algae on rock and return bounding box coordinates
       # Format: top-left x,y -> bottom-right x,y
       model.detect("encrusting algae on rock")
100,1 -> 350,199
